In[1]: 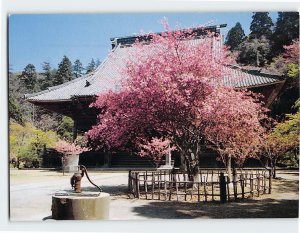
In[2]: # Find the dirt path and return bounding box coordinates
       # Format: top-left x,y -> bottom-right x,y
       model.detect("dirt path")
9,169 -> 299,220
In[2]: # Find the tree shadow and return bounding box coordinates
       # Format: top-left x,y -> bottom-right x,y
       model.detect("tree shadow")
272,179 -> 299,194
131,198 -> 299,219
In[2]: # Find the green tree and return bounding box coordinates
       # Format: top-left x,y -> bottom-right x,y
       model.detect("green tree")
238,37 -> 270,66
8,95 -> 24,125
9,122 -> 58,168
261,107 -> 299,178
40,62 -> 53,90
53,55 -> 73,85
19,64 -> 37,91
249,12 -> 274,39
271,12 -> 299,57
73,59 -> 84,78
56,116 -> 74,142
225,22 -> 245,51
86,58 -> 96,74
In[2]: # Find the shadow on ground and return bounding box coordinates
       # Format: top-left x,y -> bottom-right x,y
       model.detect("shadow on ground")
272,178 -> 299,194
131,198 -> 299,219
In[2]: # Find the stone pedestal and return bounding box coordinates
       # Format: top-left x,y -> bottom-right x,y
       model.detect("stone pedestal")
51,192 -> 110,220
62,154 -> 79,173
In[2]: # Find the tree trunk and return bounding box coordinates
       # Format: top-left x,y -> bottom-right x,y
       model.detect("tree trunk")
272,166 -> 276,179
270,159 -> 276,179
182,150 -> 200,182
226,155 -> 232,182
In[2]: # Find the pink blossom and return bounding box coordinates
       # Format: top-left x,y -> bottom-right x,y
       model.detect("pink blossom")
55,140 -> 88,155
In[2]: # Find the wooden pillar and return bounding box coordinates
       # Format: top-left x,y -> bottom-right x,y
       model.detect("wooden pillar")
219,172 -> 227,203
72,119 -> 77,142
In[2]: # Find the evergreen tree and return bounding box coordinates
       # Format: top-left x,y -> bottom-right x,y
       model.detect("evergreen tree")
40,62 -> 53,90
19,64 -> 37,91
238,37 -> 270,67
73,59 -> 84,78
250,12 -> 274,39
225,22 -> 245,51
53,55 -> 73,85
86,58 -> 96,74
271,12 -> 299,57
95,59 -> 101,68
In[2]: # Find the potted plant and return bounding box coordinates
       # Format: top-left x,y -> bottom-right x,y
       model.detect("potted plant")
55,139 -> 88,173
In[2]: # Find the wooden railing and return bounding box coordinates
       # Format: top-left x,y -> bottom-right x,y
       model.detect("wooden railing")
128,168 -> 272,203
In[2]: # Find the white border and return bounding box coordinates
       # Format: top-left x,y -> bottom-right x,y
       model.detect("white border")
1,1 -> 299,233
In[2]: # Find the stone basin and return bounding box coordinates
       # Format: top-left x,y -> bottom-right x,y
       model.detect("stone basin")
51,192 -> 110,220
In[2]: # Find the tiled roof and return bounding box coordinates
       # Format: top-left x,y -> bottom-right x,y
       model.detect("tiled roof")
26,39 -> 283,103
223,66 -> 283,88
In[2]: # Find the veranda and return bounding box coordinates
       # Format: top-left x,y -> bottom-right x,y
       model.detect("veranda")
128,168 -> 272,203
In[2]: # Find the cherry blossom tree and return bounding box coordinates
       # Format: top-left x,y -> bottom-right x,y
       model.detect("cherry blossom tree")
202,87 -> 267,180
138,137 -> 176,166
87,20 -> 267,181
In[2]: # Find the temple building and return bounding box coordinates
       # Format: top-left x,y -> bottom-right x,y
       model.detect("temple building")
26,25 -> 285,168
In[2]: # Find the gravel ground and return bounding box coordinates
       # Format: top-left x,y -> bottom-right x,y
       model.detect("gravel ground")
9,169 -> 299,220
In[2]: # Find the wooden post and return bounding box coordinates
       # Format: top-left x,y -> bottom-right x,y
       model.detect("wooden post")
158,177 -> 161,200
233,167 -> 237,201
241,175 -> 244,200
164,181 -> 167,200
151,172 -> 154,200
250,175 -> 254,197
176,182 -> 179,201
263,172 -> 267,194
268,169 -> 272,194
257,175 -> 260,197
136,172 -> 140,199
128,170 -> 132,193
184,182 -> 187,201
219,172 -> 227,203
169,181 -> 172,201
211,170 -> 214,201
144,176 -> 148,200
233,180 -> 237,201
203,182 -> 207,202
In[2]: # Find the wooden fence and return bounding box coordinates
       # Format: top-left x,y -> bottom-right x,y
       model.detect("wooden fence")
128,168 -> 272,203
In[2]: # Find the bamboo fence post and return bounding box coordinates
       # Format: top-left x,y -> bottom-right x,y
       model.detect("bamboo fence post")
144,174 -> 148,200
257,175 -> 260,197
169,181 -> 172,201
212,170 -> 214,201
184,174 -> 187,201
263,172 -> 267,194
158,179 -> 161,200
204,181 -> 208,202
241,174 -> 244,200
176,182 -> 179,201
151,172 -> 154,200
136,172 -> 140,199
268,169 -> 272,194
250,174 -> 253,197
197,182 -> 200,202
164,181 -> 167,201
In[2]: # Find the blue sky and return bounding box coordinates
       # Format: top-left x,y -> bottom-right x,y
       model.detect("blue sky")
9,12 -> 278,72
